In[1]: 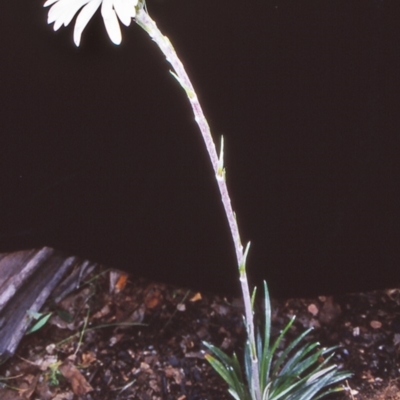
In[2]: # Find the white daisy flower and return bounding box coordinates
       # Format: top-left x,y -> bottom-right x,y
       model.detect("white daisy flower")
44,0 -> 139,46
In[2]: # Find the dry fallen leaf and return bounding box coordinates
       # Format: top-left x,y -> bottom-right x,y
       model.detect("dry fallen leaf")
189,292 -> 202,302
52,392 -> 74,400
109,270 -> 125,294
81,351 -> 97,367
17,373 -> 39,400
92,304 -> 111,319
34,379 -> 53,400
115,273 -> 129,293
59,359 -> 93,396
0,388 -> 24,400
144,284 -> 164,309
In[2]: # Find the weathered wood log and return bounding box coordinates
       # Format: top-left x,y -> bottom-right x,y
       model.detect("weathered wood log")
0,247 -> 97,362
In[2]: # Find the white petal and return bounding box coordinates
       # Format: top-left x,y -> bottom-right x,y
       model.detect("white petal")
129,0 -> 138,17
53,16 -> 64,31
124,0 -> 138,19
48,1 -> 71,30
74,0 -> 102,46
62,0 -> 92,27
113,0 -> 131,27
101,0 -> 122,45
47,1 -> 67,24
47,0 -> 88,28
43,0 -> 59,8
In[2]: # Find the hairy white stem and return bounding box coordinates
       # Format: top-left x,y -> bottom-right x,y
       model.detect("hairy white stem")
240,243 -> 261,399
134,9 -> 243,265
135,8 -> 261,400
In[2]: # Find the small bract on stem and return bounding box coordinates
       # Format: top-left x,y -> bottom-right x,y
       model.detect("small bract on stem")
42,1 -> 352,399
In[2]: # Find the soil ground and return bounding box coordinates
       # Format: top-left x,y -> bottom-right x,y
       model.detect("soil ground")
0,264 -> 399,400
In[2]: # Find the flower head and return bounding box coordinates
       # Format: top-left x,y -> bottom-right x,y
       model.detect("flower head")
44,0 -> 139,46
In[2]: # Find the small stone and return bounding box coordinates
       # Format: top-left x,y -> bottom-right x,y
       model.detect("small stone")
370,320 -> 382,329
307,303 -> 319,316
393,333 -> 400,346
46,344 -> 56,354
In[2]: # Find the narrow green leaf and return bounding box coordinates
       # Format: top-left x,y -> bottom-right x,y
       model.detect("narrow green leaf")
270,328 -> 314,379
260,281 -> 272,391
251,286 -> 257,310
203,342 -> 248,398
266,316 -> 296,381
27,312 -> 53,334
205,354 -> 239,391
239,242 -> 251,276
276,341 -> 320,378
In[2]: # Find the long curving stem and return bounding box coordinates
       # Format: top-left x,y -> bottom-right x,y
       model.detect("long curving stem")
135,7 -> 261,400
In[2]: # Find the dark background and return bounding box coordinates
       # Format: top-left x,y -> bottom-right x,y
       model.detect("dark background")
0,0 -> 399,298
